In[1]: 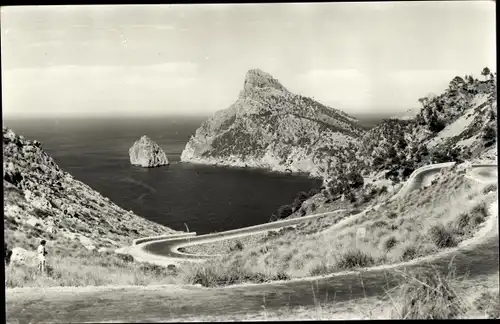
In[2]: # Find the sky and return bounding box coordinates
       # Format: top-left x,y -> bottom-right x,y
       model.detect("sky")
1,2 -> 496,119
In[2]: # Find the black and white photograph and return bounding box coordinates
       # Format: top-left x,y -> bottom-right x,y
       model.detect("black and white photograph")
2,2 -> 498,321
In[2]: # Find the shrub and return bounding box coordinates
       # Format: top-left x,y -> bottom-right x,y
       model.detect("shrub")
349,209 -> 362,216
276,204 -> 293,219
345,191 -> 356,203
292,191 -> 310,211
400,245 -> 418,261
471,201 -> 488,216
372,220 -> 389,228
482,183 -> 498,195
310,203 -> 317,212
482,125 -> 497,143
116,253 -> 134,263
335,249 -> 374,270
387,212 -> 398,219
390,267 -> 466,319
428,224 -> 457,248
308,188 -> 320,197
384,236 -> 398,251
429,118 -> 446,133
138,262 -> 170,276
229,240 -> 244,252
309,263 -> 330,276
453,203 -> 487,236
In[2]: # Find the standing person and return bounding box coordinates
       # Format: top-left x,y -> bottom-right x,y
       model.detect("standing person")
37,240 -> 48,274
5,242 -> 12,286
5,242 -> 12,267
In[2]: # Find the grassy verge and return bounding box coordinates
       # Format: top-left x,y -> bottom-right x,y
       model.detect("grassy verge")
5,230 -> 179,288
174,264 -> 499,320
181,211 -> 351,256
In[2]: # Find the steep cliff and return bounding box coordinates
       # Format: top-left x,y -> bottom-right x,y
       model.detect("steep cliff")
181,69 -> 365,178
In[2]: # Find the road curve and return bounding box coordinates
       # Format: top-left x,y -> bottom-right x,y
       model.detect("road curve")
124,209 -> 348,266
135,161 -> 463,263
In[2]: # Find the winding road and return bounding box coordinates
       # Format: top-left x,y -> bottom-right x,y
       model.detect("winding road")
6,163 -> 498,323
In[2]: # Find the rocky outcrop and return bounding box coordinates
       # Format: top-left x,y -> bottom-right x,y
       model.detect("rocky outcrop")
181,69 -> 365,178
3,128 -> 180,252
129,135 -> 169,168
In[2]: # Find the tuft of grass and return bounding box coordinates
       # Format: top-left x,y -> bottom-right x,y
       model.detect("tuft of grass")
335,249 -> 374,270
180,257 -> 290,287
400,245 -> 418,262
427,224 -> 457,248
229,240 -> 244,252
309,263 -> 329,276
452,201 -> 488,238
388,265 -> 466,319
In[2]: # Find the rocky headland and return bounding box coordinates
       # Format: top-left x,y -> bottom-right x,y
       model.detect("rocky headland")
180,69 -> 364,179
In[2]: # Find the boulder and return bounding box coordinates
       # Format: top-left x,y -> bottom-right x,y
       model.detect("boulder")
129,136 -> 169,168
25,216 -> 41,227
97,247 -> 114,253
10,247 -> 37,266
78,235 -> 95,250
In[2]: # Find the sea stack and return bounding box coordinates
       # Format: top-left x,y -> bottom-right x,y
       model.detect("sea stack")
129,135 -> 169,168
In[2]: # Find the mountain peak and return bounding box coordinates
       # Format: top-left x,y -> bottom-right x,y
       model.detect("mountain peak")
240,69 -> 287,97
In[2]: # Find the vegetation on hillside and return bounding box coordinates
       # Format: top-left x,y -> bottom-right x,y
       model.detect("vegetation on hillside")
281,68 -> 497,221
179,167 -> 497,287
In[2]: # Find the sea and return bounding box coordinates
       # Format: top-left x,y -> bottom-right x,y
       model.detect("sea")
3,116 -> 322,234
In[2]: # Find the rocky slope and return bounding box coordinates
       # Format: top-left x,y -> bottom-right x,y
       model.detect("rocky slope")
360,71 -> 497,182
129,135 -> 169,168
3,128 -> 180,252
181,69 -> 365,178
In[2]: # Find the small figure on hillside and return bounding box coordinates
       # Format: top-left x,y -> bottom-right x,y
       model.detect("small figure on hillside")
37,240 -> 48,274
5,242 -> 12,267
5,242 -> 12,286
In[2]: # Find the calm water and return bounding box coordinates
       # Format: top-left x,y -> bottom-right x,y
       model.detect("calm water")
3,117 -> 322,234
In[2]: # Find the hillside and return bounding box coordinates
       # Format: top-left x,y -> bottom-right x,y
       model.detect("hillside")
362,71 -> 496,180
3,127 -> 181,250
181,69 -> 366,178
278,69 -> 497,220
